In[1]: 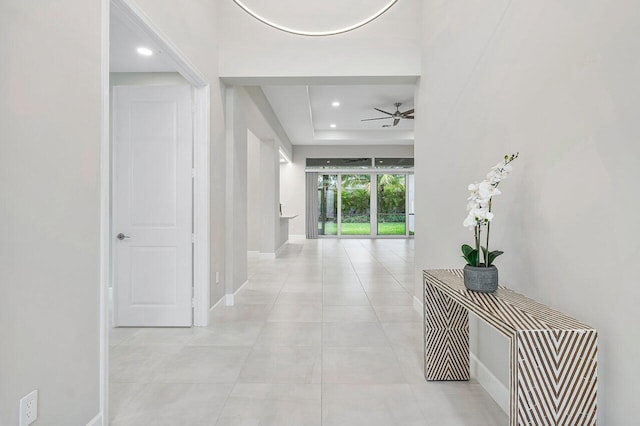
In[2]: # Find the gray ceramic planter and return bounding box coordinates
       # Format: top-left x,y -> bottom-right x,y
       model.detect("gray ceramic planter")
463,264 -> 498,293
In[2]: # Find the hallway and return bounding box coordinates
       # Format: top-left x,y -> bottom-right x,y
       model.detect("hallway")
109,239 -> 506,425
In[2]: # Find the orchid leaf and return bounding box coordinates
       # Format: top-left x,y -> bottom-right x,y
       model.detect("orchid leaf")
461,244 -> 478,266
488,250 -> 504,266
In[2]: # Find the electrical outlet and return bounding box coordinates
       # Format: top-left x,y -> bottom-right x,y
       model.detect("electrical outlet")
19,390 -> 38,426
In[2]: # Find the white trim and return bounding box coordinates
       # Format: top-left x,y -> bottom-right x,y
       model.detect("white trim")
192,85 -> 211,327
248,250 -> 260,258
289,234 -> 306,240
413,295 -> 423,315
337,174 -> 342,237
257,242 -> 288,259
278,147 -> 292,164
370,173 -> 377,237
276,242 -> 288,257
224,87 -> 235,305
87,412 -> 103,426
235,279 -> 250,295
224,279 -> 250,306
470,353 -> 510,415
99,0 -> 110,423
210,294 -> 226,312
111,0 -> 207,85
101,0 -> 211,423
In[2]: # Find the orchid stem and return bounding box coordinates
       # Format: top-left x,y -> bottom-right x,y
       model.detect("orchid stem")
485,199 -> 492,266
476,226 -> 481,267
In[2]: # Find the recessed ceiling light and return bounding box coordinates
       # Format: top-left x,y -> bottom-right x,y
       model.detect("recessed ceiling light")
331,101 -> 340,107
137,47 -> 153,56
330,124 -> 337,128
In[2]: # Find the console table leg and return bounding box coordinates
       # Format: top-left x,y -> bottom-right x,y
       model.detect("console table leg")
514,330 -> 598,425
424,282 -> 470,381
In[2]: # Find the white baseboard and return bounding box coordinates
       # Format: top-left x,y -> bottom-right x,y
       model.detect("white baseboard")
247,250 -> 260,258
289,234 -> 306,240
412,295 -> 423,314
211,279 -> 250,309
87,412 -> 103,426
470,353 -> 509,415
257,242 -> 289,260
224,279 -> 249,306
225,294 -> 234,305
275,242 -> 287,257
210,294 -> 226,311
416,293 -> 508,414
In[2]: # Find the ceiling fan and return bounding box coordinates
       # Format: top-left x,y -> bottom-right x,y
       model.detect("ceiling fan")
361,102 -> 414,127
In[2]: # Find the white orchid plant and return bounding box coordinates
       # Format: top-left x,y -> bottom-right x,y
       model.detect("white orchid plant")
462,153 -> 519,267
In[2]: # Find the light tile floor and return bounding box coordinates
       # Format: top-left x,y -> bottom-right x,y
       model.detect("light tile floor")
109,238 -> 507,425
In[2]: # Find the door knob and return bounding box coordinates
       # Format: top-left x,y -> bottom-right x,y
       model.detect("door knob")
116,233 -> 131,240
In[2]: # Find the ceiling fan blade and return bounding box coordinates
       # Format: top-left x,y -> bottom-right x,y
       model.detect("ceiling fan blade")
401,109 -> 414,116
393,118 -> 400,126
403,116 -> 414,119
382,124 -> 392,128
361,117 -> 391,121
374,108 -> 394,116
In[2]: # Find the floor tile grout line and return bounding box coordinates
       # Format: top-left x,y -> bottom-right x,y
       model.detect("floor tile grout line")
109,239 -> 501,424
354,240 -> 411,295
361,240 -> 432,423
320,239 -> 324,425
212,249 -> 295,425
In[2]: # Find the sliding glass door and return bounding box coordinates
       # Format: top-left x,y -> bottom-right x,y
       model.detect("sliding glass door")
340,175 -> 371,235
377,174 -> 406,235
314,172 -> 413,238
318,174 -> 338,235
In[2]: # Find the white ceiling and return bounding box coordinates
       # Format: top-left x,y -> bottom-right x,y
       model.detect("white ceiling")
110,5 -> 416,146
110,8 -> 176,72
262,84 -> 415,145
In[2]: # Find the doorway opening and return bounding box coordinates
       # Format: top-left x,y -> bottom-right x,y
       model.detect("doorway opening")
100,0 -> 211,421
316,172 -> 413,238
312,159 -> 414,238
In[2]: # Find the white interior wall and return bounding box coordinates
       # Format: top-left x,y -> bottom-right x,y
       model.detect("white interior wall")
415,0 -> 640,422
260,139 -> 281,254
0,2 -> 101,423
280,145 -> 414,236
247,130 -> 261,252
218,0 -> 421,79
225,87 -> 249,295
227,86 -> 287,292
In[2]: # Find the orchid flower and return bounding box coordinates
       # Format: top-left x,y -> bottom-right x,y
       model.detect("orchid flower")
461,153 -> 519,267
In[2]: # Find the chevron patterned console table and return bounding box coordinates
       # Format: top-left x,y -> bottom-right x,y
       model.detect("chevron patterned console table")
423,269 -> 598,426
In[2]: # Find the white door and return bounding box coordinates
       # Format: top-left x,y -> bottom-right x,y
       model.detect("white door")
113,85 -> 193,327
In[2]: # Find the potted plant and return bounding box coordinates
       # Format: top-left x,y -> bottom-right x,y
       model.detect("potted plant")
461,153 -> 519,292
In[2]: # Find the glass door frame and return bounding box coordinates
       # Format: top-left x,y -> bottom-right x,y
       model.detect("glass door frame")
317,170 -> 413,239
